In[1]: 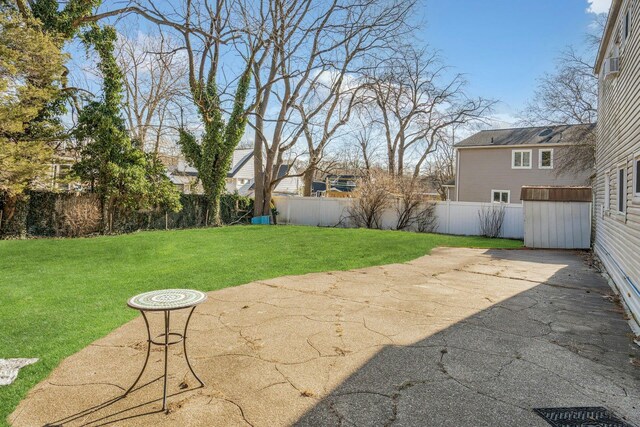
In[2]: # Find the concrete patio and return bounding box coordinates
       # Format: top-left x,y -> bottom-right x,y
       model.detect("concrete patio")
9,248 -> 640,426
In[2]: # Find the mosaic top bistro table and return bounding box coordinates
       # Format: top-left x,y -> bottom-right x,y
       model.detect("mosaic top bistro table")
125,289 -> 207,411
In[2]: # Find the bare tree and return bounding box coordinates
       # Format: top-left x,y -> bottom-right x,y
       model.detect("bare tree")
520,16 -> 604,176
249,0 -> 415,216
116,0 -> 268,225
363,47 -> 495,178
115,32 -> 189,155
522,48 -> 597,127
424,126 -> 457,200
353,122 -> 378,173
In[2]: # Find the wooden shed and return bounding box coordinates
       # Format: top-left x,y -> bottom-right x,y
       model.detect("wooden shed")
521,186 -> 592,249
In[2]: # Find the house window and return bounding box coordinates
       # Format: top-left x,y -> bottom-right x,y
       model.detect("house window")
492,190 -> 510,204
618,166 -> 626,212
539,149 -> 553,169
634,156 -> 640,197
512,150 -> 532,169
625,9 -> 631,40
605,172 -> 610,210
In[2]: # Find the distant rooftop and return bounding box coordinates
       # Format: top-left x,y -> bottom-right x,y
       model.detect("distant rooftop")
455,124 -> 595,148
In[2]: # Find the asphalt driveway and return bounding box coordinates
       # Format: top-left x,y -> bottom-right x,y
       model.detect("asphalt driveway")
9,248 -> 640,426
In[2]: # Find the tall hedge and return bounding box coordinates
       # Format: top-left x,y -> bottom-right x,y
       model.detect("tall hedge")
0,191 -> 253,238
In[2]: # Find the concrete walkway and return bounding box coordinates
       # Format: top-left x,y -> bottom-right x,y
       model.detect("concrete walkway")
9,248 -> 640,427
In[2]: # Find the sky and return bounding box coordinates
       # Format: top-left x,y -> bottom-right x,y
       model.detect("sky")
420,0 -> 611,126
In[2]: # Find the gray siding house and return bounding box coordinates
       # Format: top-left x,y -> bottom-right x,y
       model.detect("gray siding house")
594,0 -> 640,326
454,125 -> 595,204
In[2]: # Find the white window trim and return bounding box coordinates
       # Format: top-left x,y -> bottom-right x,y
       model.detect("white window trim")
617,163 -> 626,213
604,172 -> 610,211
491,189 -> 510,204
512,149 -> 532,169
634,154 -> 640,199
623,8 -> 631,44
538,148 -> 554,169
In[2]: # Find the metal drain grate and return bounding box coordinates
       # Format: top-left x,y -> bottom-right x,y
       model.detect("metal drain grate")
533,407 -> 635,427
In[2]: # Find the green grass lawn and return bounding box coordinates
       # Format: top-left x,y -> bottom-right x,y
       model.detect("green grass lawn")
0,225 -> 521,425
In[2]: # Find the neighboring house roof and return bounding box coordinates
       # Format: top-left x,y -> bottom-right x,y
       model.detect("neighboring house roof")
248,164 -> 292,190
173,161 -> 199,177
326,175 -> 359,192
312,181 -> 327,193
443,178 -> 456,187
171,148 -> 254,179
167,174 -> 192,185
227,149 -> 254,178
455,124 -> 596,148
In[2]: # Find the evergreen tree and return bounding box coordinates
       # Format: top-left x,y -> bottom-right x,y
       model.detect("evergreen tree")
73,26 -> 180,231
0,8 -> 65,231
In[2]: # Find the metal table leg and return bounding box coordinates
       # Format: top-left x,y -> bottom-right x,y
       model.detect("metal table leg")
124,306 -> 204,411
162,310 -> 170,411
183,306 -> 205,387
124,311 -> 151,396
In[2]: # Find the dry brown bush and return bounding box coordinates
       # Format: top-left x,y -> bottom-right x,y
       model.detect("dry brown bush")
55,194 -> 101,237
347,172 -> 438,231
347,171 -> 394,229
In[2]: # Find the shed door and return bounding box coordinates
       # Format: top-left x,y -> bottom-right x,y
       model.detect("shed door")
524,201 -> 591,249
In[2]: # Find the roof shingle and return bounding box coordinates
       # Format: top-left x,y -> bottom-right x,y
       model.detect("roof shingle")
455,124 -> 595,148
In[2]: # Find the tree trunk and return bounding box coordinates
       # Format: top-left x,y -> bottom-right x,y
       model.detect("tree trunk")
203,178 -> 224,226
253,168 -> 265,217
302,166 -> 315,197
387,149 -> 396,176
100,196 -> 109,235
397,146 -> 405,177
253,143 -> 277,217
253,118 -> 266,217
208,194 -> 222,227
263,185 -> 273,221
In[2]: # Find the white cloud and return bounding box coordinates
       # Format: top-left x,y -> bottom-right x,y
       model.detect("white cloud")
587,0 -> 612,14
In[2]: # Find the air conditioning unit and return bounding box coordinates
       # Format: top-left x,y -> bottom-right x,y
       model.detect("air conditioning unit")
604,57 -> 620,78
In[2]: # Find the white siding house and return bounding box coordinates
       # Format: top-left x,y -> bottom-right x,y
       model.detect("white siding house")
594,0 -> 640,328
168,148 -> 300,196
226,149 -> 255,193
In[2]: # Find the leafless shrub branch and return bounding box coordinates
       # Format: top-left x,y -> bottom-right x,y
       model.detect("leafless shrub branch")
478,205 -> 506,238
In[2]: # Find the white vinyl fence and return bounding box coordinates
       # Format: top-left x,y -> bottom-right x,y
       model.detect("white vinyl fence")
274,197 -> 524,239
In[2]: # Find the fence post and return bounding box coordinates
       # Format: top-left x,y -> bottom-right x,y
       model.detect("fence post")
286,199 -> 291,225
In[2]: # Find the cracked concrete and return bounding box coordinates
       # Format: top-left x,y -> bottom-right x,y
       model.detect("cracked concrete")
8,248 -> 640,427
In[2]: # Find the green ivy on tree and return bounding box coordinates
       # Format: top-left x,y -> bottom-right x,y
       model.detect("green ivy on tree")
73,26 -> 180,231
178,66 -> 252,226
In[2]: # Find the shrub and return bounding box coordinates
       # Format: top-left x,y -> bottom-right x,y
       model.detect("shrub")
55,194 -> 101,237
1,191 -> 254,239
347,171 -> 394,229
394,176 -> 437,232
478,205 -> 506,238
416,202 -> 438,233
